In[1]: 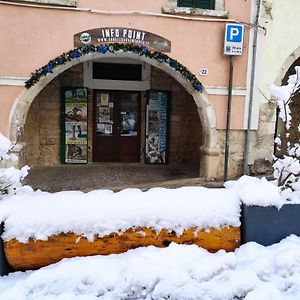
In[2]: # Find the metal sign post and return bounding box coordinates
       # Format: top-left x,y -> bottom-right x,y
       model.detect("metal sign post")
224,56 -> 234,181
223,23 -> 244,181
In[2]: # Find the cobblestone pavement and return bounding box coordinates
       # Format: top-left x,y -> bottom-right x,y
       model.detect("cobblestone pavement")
24,163 -> 222,193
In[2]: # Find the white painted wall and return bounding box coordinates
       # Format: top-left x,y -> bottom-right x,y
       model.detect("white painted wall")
257,0 -> 300,93
250,0 -> 300,163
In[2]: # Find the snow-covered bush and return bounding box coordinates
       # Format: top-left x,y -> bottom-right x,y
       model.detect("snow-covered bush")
269,66 -> 300,190
0,133 -> 29,198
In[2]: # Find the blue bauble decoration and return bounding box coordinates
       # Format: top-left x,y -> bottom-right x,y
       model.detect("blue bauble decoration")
193,83 -> 202,92
169,60 -> 178,68
25,44 -> 203,92
46,63 -> 54,73
69,50 -> 81,59
99,45 -> 108,54
140,46 -> 148,55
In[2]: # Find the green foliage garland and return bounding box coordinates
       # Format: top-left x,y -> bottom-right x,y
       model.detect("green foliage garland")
25,44 -> 203,92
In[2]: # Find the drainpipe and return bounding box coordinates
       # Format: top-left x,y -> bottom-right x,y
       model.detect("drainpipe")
0,1 -> 240,24
243,0 -> 262,174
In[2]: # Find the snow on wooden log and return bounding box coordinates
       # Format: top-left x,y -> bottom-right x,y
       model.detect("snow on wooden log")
4,226 -> 240,270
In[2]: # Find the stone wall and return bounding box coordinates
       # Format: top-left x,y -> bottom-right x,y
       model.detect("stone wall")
24,63 -> 202,168
212,99 -> 276,179
24,64 -> 83,166
151,67 -> 202,166
25,61 -> 275,179
215,130 -> 244,179
214,107 -> 276,179
253,101 -> 276,163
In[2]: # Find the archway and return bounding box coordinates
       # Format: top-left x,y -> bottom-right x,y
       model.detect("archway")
9,48 -> 219,177
274,48 -> 300,156
275,45 -> 300,85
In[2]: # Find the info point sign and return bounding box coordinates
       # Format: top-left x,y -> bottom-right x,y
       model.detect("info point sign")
224,23 -> 244,56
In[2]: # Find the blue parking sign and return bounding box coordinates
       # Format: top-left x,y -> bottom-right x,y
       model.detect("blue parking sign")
224,23 -> 244,56
226,24 -> 243,43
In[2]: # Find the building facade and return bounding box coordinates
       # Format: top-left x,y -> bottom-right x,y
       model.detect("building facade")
251,0 -> 300,164
0,0 -> 255,179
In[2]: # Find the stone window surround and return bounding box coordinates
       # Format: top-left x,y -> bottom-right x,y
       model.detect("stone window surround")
83,58 -> 151,91
162,0 -> 228,18
2,0 -> 76,6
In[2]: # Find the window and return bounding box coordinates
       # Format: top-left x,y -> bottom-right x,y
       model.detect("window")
162,0 -> 227,18
83,59 -> 151,91
177,0 -> 215,10
93,63 -> 142,81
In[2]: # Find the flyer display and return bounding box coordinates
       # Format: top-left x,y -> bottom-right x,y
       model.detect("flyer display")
95,93 -> 114,136
62,88 -> 88,163
145,90 -> 169,164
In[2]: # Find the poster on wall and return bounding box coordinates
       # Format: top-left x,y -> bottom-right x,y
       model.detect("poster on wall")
145,90 -> 169,164
95,93 -> 113,135
62,88 -> 88,163
121,112 -> 137,136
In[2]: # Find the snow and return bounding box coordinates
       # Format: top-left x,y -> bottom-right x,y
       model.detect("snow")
269,66 -> 300,129
1,143 -> 300,299
268,66 -> 300,188
0,133 -> 19,164
2,131 -> 300,300
0,166 -> 29,197
2,236 -> 300,299
0,186 -> 241,242
0,133 -> 29,197
0,133 -> 13,161
225,176 -> 286,208
226,175 -> 300,208
2,175 -> 300,243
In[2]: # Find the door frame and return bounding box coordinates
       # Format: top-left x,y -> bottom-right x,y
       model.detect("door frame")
92,90 -> 142,162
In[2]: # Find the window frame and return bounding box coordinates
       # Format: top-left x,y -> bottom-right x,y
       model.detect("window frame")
162,0 -> 228,18
1,0 -> 76,7
177,0 -> 215,10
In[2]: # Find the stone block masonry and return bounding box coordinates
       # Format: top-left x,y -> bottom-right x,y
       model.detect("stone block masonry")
24,63 -> 202,168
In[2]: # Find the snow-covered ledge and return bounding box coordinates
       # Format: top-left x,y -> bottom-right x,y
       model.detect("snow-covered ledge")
1,0 -> 76,6
162,0 -> 228,18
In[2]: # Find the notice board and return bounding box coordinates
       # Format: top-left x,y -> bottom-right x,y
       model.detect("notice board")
145,90 -> 169,164
61,88 -> 88,164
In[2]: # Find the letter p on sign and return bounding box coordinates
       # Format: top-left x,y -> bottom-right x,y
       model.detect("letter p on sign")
229,28 -> 240,41
224,23 -> 244,56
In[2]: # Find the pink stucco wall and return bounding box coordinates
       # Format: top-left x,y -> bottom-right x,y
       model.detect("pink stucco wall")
0,0 -> 251,135
0,86 -> 24,136
210,95 -> 246,129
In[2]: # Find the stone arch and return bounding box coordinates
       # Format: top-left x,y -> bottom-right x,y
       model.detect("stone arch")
274,46 -> 300,156
9,51 -> 219,177
275,45 -> 300,85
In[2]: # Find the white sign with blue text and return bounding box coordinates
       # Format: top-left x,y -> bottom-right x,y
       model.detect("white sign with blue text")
224,23 -> 244,56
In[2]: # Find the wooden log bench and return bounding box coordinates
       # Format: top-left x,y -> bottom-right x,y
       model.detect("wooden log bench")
4,226 -> 240,271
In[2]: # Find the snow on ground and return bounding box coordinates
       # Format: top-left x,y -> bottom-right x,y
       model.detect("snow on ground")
2,171 -> 300,299
1,235 -> 300,299
0,186 -> 241,242
1,175 -> 300,242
